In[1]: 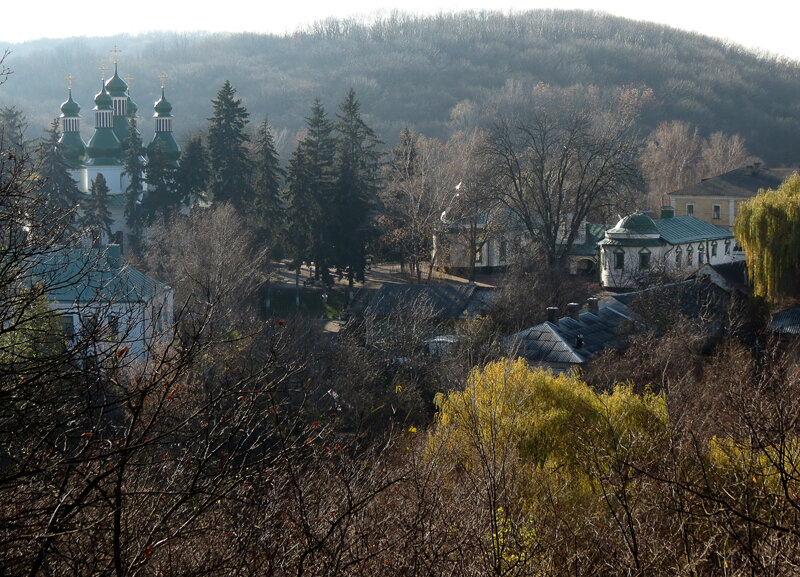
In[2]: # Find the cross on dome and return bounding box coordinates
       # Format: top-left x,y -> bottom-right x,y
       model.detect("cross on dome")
110,45 -> 122,64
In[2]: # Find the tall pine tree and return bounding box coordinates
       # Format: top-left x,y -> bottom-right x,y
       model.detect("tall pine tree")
122,117 -> 145,241
175,135 -> 209,205
252,117 -> 286,252
207,81 -> 252,210
37,119 -> 79,236
286,99 -> 337,283
142,142 -> 179,225
333,89 -> 382,289
80,174 -> 113,247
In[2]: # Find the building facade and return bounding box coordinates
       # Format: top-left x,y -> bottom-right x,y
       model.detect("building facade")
598,208 -> 739,290
668,164 -> 793,230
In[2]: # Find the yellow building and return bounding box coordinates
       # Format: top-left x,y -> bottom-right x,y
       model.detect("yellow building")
668,164 -> 794,230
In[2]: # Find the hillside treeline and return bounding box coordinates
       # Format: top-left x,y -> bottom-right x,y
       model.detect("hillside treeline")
3,10 -> 800,164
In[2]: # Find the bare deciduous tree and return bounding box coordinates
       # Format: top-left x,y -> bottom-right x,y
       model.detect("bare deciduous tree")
484,85 -> 642,269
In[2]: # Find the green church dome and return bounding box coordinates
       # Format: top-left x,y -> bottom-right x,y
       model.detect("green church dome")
105,65 -> 128,97
60,91 -> 80,117
153,89 -> 173,116
94,85 -> 113,109
609,212 -> 659,236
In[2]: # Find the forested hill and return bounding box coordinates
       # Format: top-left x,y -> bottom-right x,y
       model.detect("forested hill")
3,10 -> 800,164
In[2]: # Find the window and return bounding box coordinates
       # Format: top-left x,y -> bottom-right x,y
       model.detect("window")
614,249 -> 625,270
712,204 -> 721,220
686,203 -> 694,216
698,244 -> 705,265
686,246 -> 693,266
711,242 -> 717,258
724,239 -> 731,255
675,247 -> 682,267
638,248 -> 651,270
499,239 -> 508,263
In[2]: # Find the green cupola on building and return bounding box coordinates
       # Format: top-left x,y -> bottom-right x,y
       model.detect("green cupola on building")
147,78 -> 181,167
105,59 -> 132,146
85,78 -> 123,166
58,81 -> 87,169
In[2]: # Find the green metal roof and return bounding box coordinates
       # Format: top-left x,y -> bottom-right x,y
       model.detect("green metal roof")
86,128 -> 122,165
105,66 -> 128,97
569,223 -> 612,256
94,85 -> 112,109
58,132 -> 87,168
597,237 -> 667,248
598,214 -> 731,247
607,212 -> 659,235
654,215 -> 733,244
153,89 -> 173,116
147,134 -> 181,165
60,90 -> 80,116
28,246 -> 168,305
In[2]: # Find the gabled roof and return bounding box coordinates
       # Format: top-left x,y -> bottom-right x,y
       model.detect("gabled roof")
29,246 -> 168,306
507,299 -> 636,365
668,166 -> 794,199
365,284 -> 478,319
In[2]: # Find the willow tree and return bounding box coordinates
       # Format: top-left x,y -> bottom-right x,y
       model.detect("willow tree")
734,172 -> 800,300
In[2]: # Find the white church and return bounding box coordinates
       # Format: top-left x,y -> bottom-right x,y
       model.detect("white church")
58,57 -> 180,251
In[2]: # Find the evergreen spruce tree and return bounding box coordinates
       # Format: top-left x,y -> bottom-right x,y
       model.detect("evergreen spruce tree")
207,81 -> 252,209
80,174 -> 113,247
37,119 -> 79,235
285,99 -> 337,283
175,135 -> 209,205
0,106 -> 30,158
122,117 -> 145,241
333,89 -> 383,289
142,142 -> 179,225
252,117 -> 286,252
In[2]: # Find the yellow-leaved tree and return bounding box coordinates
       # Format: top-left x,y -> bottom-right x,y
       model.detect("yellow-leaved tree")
429,359 -> 669,575
734,172 -> 800,300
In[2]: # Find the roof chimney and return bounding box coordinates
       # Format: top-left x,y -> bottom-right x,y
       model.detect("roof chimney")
567,302 -> 580,320
546,307 -> 559,323
587,297 -> 599,315
660,205 -> 674,219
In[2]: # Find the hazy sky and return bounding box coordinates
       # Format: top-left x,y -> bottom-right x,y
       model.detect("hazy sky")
3,0 -> 800,61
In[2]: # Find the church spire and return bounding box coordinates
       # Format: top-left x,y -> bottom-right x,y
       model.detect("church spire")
105,46 -> 131,146
147,74 -> 181,167
86,69 -> 123,166
58,74 -> 87,168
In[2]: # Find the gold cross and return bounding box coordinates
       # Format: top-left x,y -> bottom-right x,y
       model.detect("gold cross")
159,72 -> 168,89
110,45 -> 122,64
66,74 -> 73,90
99,64 -> 107,81
125,74 -> 133,92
